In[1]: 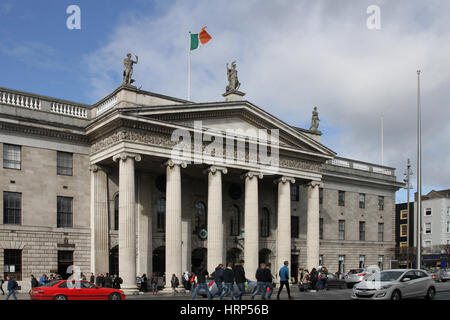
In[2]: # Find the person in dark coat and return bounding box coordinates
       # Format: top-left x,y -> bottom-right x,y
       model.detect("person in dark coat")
211,264 -> 224,298
264,264 -> 274,299
5,276 -> 18,300
113,274 -> 122,289
90,273 -> 95,284
140,274 -> 148,292
104,273 -> 113,288
171,274 -> 179,295
191,264 -> 211,300
30,275 -> 39,289
251,263 -> 266,300
233,260 -> 246,300
219,263 -> 235,300
310,268 -> 318,291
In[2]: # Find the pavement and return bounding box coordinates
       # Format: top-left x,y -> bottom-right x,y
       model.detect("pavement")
4,281 -> 450,300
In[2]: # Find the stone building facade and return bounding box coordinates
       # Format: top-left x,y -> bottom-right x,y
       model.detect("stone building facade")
0,85 -> 403,291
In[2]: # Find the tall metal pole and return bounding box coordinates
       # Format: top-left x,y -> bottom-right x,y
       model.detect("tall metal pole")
188,32 -> 191,101
381,116 -> 384,166
416,70 -> 422,269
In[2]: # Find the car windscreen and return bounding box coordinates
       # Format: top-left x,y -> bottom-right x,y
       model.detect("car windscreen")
366,271 -> 404,282
348,269 -> 364,275
41,280 -> 61,287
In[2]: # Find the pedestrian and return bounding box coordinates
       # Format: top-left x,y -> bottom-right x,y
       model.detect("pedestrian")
233,260 -> 246,300
211,264 -> 224,298
39,274 -> 48,286
191,263 -> 212,300
90,273 -> 95,284
30,275 -> 39,292
277,261 -> 293,300
219,263 -> 235,300
140,273 -> 148,292
104,273 -> 113,288
150,272 -> 158,295
251,263 -> 266,300
182,271 -> 191,293
189,272 -> 196,292
5,276 -> 18,300
171,273 -> 179,295
81,273 -> 86,281
113,274 -> 122,289
317,266 -> 324,291
300,269 -> 311,292
322,267 -> 328,290
264,263 -> 274,299
0,276 -> 4,295
310,268 -> 318,291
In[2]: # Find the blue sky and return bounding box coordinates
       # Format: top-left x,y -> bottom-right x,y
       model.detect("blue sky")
1,0 -> 449,202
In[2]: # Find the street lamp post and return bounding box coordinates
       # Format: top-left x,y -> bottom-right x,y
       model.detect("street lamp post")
416,70 -> 422,269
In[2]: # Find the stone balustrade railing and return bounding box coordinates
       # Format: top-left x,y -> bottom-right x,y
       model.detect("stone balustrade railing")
0,87 -> 90,119
326,157 -> 394,176
96,95 -> 117,115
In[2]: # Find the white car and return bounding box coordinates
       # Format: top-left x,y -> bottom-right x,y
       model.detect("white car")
352,269 -> 436,300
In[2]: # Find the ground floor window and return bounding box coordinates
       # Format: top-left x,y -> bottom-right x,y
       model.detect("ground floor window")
359,255 -> 365,268
57,251 -> 73,280
3,249 -> 22,281
378,255 -> 384,270
338,255 -> 345,274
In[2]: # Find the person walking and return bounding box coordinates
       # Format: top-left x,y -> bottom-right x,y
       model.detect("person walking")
219,263 -> 235,300
171,274 -> 179,295
150,273 -> 158,295
233,260 -> 246,300
277,261 -> 293,300
0,276 -> 5,295
309,268 -> 318,291
5,276 -> 18,300
322,267 -> 328,290
30,275 -> 39,293
263,263 -> 274,300
182,271 -> 191,293
191,263 -> 212,300
251,263 -> 266,300
113,274 -> 122,289
104,273 -> 113,288
140,274 -> 148,292
211,264 -> 224,298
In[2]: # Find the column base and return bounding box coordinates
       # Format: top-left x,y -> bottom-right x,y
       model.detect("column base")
121,286 -> 140,295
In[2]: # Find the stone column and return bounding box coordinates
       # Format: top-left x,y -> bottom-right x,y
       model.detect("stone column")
89,164 -> 109,275
242,171 -> 263,281
137,174 -> 152,277
205,166 -> 228,273
306,181 -> 321,271
164,160 -> 187,288
113,152 -> 141,292
181,219 -> 192,273
275,176 -> 295,278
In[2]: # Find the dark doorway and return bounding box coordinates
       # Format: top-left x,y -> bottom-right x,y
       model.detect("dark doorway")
58,251 -> 73,280
191,248 -> 207,271
152,246 -> 165,276
226,248 -> 243,265
258,248 -> 272,265
291,254 -> 299,283
109,246 -> 118,276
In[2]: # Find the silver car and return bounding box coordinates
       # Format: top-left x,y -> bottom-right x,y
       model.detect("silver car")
352,269 -> 436,300
345,268 -> 368,288
440,269 -> 450,282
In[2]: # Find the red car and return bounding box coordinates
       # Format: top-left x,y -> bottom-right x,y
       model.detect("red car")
31,280 -> 125,300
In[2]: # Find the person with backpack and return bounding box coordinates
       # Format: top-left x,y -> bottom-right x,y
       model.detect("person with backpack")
5,276 -> 18,300
277,261 -> 293,300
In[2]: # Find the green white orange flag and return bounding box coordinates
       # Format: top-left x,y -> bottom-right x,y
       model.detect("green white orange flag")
190,26 -> 212,50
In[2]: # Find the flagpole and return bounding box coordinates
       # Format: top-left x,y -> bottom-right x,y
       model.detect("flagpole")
188,31 -> 191,101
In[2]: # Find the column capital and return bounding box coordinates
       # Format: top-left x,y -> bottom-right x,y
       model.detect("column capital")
307,180 -> 323,188
89,164 -> 111,174
203,165 -> 228,175
163,159 -> 187,169
274,176 -> 296,185
112,152 -> 141,163
240,171 -> 263,180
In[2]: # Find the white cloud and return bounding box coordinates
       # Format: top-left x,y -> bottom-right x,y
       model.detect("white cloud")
83,0 -> 450,198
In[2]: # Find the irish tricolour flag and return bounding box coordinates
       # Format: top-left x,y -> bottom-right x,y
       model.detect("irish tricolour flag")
190,26 -> 212,50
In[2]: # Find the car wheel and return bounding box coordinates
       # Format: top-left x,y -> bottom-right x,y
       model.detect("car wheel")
425,287 -> 435,300
54,295 -> 67,301
109,293 -> 121,300
442,279 -> 447,283
391,290 -> 401,301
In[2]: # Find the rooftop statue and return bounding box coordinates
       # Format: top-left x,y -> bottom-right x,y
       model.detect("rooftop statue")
309,106 -> 320,132
122,53 -> 138,86
226,61 -> 240,93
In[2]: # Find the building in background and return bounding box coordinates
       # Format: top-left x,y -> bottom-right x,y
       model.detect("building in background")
394,202 -> 415,268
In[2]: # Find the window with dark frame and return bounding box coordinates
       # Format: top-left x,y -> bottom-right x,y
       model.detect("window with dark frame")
359,193 -> 366,209
4,249 -> 22,281
57,196 -> 73,228
3,191 -> 21,225
378,196 -> 384,210
193,201 -> 207,234
114,194 -> 119,231
319,188 -> 323,205
290,184 -> 299,202
338,191 -> 345,206
319,217 -> 324,240
359,221 -> 365,241
378,223 -> 384,242
338,220 -> 345,240
57,151 -> 73,176
261,208 -> 270,238
291,216 -> 299,238
3,144 -> 21,170
157,198 -> 166,233
230,205 -> 240,236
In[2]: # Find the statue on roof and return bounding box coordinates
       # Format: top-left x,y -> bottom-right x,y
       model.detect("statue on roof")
309,106 -> 320,132
122,53 -> 138,86
226,61 -> 241,93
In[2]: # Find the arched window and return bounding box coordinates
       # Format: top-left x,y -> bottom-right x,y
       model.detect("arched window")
194,201 -> 207,233
114,194 -> 119,231
157,198 -> 166,233
260,207 -> 270,237
230,205 -> 240,236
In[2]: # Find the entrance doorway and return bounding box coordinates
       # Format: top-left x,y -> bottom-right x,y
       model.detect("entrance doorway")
57,251 -> 73,280
109,246 -> 118,276
258,248 -> 272,265
226,248 -> 243,265
291,254 -> 299,283
152,246 -> 165,276
191,248 -> 207,271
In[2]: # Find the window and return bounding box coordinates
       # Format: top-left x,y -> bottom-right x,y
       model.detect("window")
425,208 -> 432,216
260,208 -> 270,238
193,201 -> 207,234
3,192 -> 21,225
291,184 -> 299,202
319,218 -> 324,240
319,255 -> 323,266
57,152 -> 73,176
113,194 -> 119,231
359,255 -> 365,268
3,144 -> 21,170
399,241 -> 407,248
359,221 -> 365,241
319,188 -> 323,205
230,205 -> 240,236
447,207 -> 450,216
4,249 -> 22,280
338,220 -> 345,240
425,240 -> 431,247
291,216 -> 299,238
359,193 -> 366,209
378,255 -> 384,270
338,255 -> 345,273
338,191 -> 345,206
447,221 -> 450,233
425,223 -> 431,234
378,196 -> 384,211
400,224 -> 408,237
156,198 -> 166,232
378,223 -> 384,242
57,197 -> 73,228
400,209 -> 408,220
